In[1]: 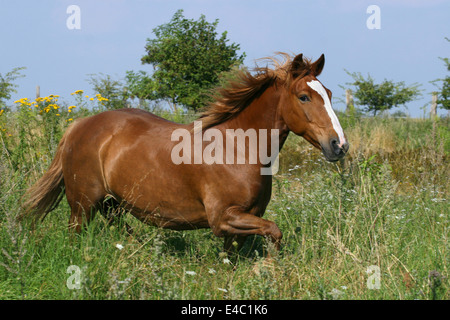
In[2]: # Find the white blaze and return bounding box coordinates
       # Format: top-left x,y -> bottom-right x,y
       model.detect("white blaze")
306,80 -> 346,147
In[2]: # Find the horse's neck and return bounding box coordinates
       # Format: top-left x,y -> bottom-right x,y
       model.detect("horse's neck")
221,86 -> 290,149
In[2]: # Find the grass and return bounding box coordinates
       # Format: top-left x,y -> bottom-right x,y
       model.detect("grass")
0,108 -> 448,300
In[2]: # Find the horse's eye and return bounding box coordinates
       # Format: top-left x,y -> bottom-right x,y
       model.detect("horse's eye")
299,95 -> 310,103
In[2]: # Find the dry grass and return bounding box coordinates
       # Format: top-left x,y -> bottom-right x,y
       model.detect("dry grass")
346,124 -> 397,157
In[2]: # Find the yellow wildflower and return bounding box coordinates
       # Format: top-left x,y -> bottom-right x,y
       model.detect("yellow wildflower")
14,98 -> 29,104
71,90 -> 83,95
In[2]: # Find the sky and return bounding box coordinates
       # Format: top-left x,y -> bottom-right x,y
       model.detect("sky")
0,0 -> 449,117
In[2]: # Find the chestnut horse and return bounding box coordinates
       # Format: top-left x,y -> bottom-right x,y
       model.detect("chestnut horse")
20,53 -> 348,255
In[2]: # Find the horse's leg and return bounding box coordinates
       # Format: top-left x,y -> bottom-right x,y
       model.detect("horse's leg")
101,197 -> 121,225
101,197 -> 133,236
67,197 -> 98,234
214,207 -> 283,257
66,184 -> 105,234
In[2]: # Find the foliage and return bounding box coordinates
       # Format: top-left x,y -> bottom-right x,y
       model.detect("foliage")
87,73 -> 129,111
127,9 -> 245,111
436,58 -> 450,110
13,95 -> 65,166
0,67 -> 25,109
434,38 -> 450,110
124,70 -> 154,101
343,70 -> 422,116
0,91 -> 109,171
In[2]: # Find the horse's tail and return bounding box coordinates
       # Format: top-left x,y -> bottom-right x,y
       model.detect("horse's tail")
18,122 -> 75,222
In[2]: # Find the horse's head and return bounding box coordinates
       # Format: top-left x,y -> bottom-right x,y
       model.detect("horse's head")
280,53 -> 349,162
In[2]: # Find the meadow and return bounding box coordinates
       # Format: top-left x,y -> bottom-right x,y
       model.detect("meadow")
0,94 -> 448,300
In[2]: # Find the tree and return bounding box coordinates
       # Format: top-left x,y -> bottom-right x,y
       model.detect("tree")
434,38 -> 450,111
343,70 -> 422,116
0,67 -> 26,109
87,73 -> 129,110
437,58 -> 450,111
126,9 -> 245,111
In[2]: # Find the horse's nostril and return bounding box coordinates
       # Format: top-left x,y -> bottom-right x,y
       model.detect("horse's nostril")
330,138 -> 341,154
342,141 -> 350,153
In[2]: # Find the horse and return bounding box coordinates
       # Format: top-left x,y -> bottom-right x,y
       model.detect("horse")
20,53 -> 349,256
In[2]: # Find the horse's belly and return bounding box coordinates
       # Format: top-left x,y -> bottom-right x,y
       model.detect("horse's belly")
123,198 -> 209,230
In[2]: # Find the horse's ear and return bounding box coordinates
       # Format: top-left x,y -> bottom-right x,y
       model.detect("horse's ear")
291,53 -> 306,78
311,54 -> 325,77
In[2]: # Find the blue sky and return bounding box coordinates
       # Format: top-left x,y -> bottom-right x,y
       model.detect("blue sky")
1,0 -> 449,117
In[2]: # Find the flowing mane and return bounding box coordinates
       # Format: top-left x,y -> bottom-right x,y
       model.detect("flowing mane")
198,52 -> 314,130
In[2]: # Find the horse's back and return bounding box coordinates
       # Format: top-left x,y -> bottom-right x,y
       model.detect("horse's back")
64,108 -> 184,150
60,108 -> 182,193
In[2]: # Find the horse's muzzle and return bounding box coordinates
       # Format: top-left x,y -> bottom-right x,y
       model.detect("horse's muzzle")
322,138 -> 349,162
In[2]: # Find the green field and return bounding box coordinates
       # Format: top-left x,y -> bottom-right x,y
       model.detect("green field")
0,101 -> 448,300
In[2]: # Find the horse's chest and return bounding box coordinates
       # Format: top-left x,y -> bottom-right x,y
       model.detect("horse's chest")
226,175 -> 273,216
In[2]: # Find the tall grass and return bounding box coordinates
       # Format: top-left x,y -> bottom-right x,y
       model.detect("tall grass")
0,104 -> 448,300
